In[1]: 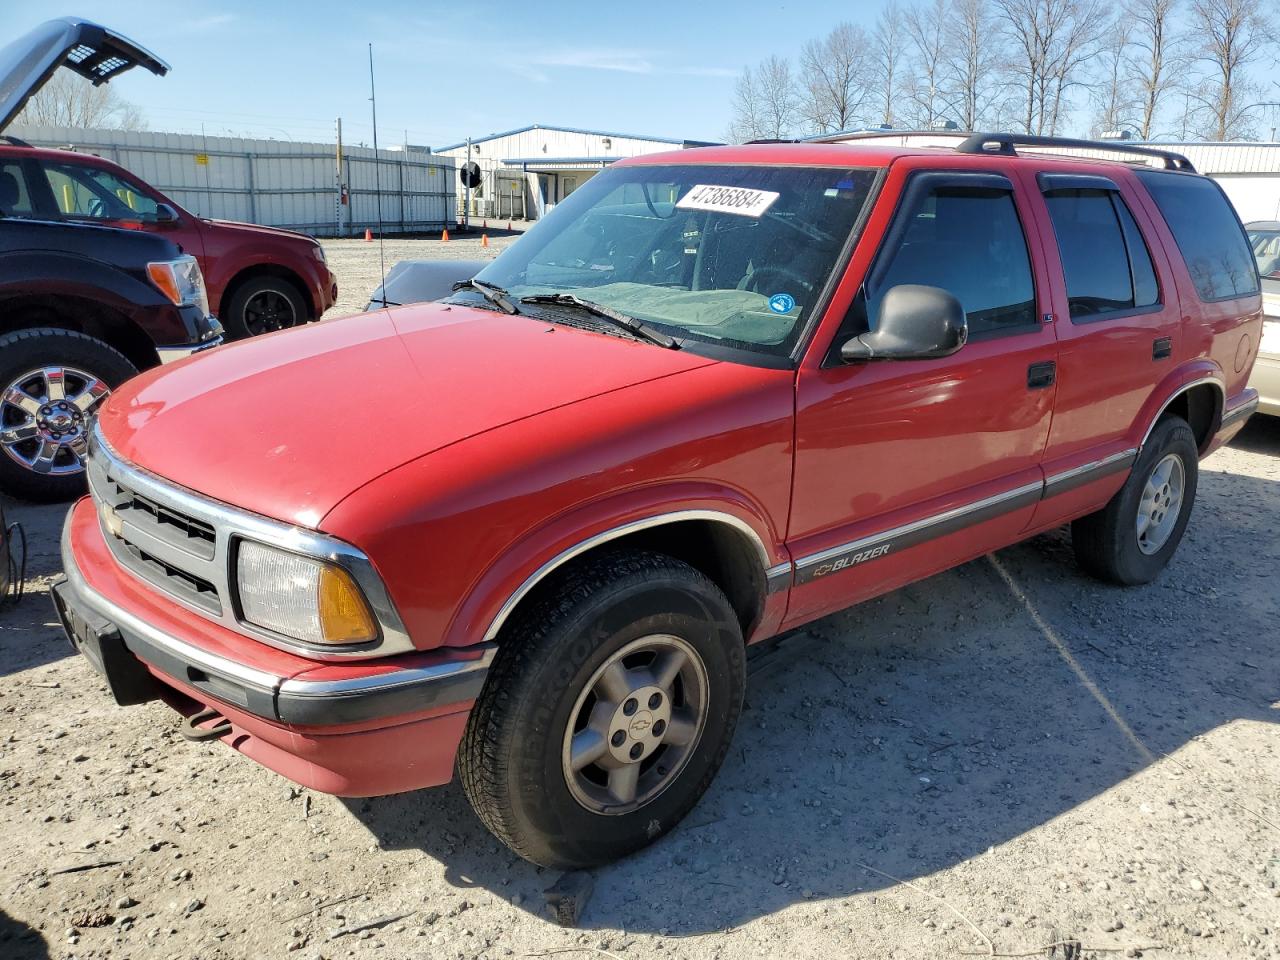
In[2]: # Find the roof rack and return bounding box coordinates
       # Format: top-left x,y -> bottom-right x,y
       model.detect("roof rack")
0,135 -> 31,147
956,132 -> 1195,172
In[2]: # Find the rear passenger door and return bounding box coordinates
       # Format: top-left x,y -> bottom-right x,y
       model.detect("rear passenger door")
1020,169 -> 1180,522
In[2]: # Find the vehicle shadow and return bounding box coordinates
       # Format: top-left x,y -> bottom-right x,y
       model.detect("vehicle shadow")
0,499 -> 73,678
346,461 -> 1278,934
1228,412 -> 1280,455
0,909 -> 49,960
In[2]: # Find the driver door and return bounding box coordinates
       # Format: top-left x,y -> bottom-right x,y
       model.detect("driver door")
785,167 -> 1059,625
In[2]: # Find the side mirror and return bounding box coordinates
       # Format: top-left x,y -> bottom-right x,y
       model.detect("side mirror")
840,284 -> 968,362
154,203 -> 180,226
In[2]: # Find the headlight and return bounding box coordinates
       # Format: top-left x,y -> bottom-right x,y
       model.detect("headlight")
310,244 -> 326,263
235,541 -> 378,645
147,255 -> 211,317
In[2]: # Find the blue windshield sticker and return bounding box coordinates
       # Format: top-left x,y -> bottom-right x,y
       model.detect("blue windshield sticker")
768,293 -> 796,314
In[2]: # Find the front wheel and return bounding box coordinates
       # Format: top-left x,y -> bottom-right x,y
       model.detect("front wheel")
0,328 -> 136,502
458,551 -> 745,869
223,277 -> 308,339
1071,415 -> 1199,585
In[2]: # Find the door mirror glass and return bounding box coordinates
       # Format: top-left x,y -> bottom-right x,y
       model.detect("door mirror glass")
841,284 -> 968,361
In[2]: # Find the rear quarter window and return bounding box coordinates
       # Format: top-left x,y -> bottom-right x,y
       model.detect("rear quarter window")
1137,170 -> 1259,302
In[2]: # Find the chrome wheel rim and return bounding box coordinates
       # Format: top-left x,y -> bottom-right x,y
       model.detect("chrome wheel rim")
1136,453 -> 1184,555
0,366 -> 109,477
244,290 -> 297,335
561,634 -> 709,816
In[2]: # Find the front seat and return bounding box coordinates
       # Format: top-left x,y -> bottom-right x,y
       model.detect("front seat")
0,171 -> 22,216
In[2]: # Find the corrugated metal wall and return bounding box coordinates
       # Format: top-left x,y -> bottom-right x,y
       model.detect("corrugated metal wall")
8,125 -> 456,236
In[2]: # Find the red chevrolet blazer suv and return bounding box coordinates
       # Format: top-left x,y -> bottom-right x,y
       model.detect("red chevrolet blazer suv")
53,134 -> 1262,868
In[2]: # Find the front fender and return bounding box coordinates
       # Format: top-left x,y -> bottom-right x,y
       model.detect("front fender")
319,363 -> 797,652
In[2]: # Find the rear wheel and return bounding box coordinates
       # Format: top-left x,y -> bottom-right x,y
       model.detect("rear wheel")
1072,415 -> 1199,585
458,550 -> 745,869
223,277 -> 308,339
0,328 -> 136,502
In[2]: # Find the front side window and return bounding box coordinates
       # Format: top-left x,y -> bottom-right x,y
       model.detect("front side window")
1137,170 -> 1258,302
1247,224 -> 1280,300
42,162 -> 160,222
866,180 -> 1037,338
468,164 -> 877,357
1043,188 -> 1160,320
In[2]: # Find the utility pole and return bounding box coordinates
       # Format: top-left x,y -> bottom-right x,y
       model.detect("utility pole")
335,117 -> 343,237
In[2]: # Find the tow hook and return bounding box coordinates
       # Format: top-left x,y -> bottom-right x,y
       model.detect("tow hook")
179,707 -> 233,742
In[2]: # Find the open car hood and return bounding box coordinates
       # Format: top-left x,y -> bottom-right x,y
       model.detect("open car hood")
0,18 -> 168,132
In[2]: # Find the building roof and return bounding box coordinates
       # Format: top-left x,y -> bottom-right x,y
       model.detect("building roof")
436,123 -> 718,153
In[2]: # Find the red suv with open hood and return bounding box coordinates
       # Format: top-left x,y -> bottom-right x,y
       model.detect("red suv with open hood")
54,133 -> 1262,869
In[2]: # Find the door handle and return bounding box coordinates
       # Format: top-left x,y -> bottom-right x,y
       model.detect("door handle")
1027,361 -> 1056,390
1152,337 -> 1172,360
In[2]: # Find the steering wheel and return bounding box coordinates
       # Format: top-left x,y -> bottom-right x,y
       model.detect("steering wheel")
745,265 -> 814,298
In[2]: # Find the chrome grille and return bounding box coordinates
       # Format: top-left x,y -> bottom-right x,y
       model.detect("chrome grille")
83,424 -> 415,661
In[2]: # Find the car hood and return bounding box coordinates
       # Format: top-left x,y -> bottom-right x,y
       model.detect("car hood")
0,19 -> 168,132
97,302 -> 717,526
201,219 -> 317,245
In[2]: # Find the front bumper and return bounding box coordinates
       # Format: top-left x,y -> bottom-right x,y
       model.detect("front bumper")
53,498 -> 494,794
156,309 -> 225,364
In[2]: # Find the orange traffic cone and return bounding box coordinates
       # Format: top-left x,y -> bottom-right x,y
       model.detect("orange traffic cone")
481,234 -> 489,248
441,228 -> 450,242
364,227 -> 372,242
506,220 -> 512,232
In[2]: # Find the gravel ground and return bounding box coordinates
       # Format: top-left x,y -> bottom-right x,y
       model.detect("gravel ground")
0,238 -> 1276,958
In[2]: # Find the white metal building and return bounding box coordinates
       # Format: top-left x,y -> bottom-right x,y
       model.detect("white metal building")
435,123 -> 719,221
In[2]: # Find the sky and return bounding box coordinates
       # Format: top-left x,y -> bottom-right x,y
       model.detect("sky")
6,1 -> 894,148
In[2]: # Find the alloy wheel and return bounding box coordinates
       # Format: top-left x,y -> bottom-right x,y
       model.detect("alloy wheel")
561,634 -> 709,815
1135,452 -> 1184,555
0,366 -> 109,477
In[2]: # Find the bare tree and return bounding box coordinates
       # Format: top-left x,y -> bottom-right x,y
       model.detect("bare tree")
727,56 -> 798,141
798,22 -> 876,134
873,2 -> 907,126
15,71 -> 144,130
946,0 -> 1007,130
996,0 -> 1104,134
904,0 -> 952,127
1089,17 -> 1139,135
1127,0 -> 1183,139
1186,0 -> 1275,140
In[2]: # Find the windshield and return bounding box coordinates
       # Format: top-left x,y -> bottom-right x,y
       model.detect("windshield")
467,164 -> 877,357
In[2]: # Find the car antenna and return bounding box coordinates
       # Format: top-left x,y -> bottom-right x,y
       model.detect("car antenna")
368,43 -> 387,293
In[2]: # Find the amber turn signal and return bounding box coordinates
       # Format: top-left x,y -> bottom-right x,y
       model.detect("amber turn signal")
317,564 -> 378,644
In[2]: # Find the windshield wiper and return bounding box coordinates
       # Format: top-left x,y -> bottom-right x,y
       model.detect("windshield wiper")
519,293 -> 679,349
452,278 -> 520,314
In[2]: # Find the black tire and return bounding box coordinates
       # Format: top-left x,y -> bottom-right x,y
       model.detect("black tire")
1071,415 -> 1199,585
458,550 -> 746,869
222,276 -> 308,339
0,328 -> 137,503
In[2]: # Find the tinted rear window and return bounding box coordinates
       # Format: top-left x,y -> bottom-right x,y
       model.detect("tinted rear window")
1137,171 -> 1258,302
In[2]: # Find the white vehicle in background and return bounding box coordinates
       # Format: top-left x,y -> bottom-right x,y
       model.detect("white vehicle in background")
1247,221 -> 1280,416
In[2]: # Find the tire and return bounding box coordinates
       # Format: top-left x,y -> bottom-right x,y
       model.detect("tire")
222,276 -> 308,339
0,328 -> 137,503
1071,415 -> 1199,585
458,550 -> 746,869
